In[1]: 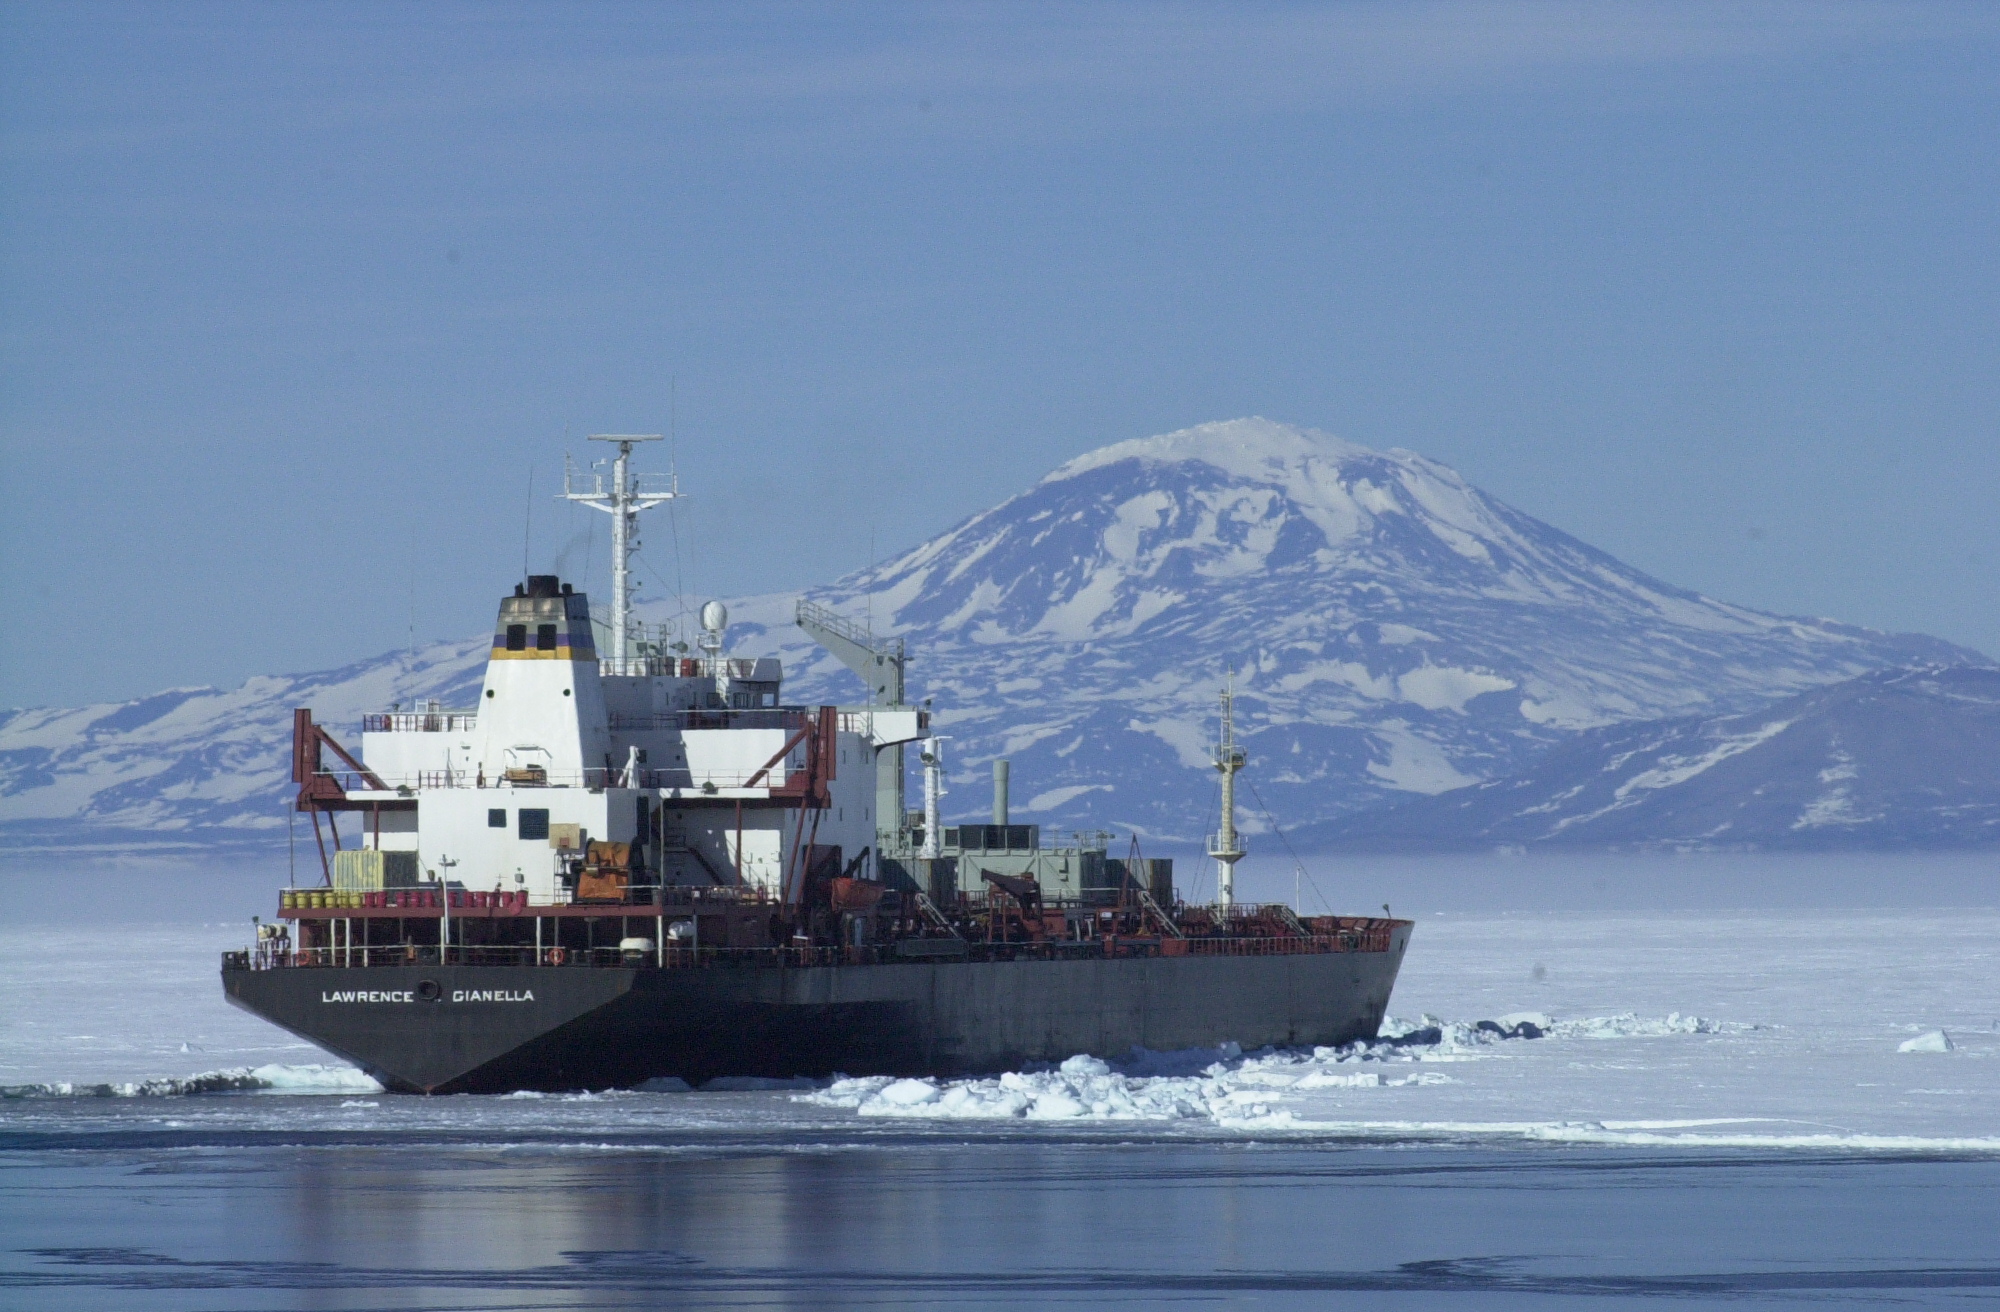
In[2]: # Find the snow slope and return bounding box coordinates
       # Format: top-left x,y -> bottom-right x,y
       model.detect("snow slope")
0,640 -> 485,854
1,419 -> 1980,851
1315,666 -> 2000,850
744,419 -> 1979,839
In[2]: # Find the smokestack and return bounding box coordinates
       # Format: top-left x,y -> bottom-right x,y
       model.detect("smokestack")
993,759 -> 1010,826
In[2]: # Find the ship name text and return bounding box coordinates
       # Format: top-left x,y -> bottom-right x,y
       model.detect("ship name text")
317,989 -> 537,1004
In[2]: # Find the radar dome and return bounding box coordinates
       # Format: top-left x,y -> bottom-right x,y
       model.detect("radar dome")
700,600 -> 728,633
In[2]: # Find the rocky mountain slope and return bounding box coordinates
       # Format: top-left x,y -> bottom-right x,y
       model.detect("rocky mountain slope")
0,642 -> 486,855
1306,666 -> 2000,851
757,419 -> 1980,843
1,419 -> 1983,854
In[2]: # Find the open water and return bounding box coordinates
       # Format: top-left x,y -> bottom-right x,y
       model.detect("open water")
4,853 -> 1998,1308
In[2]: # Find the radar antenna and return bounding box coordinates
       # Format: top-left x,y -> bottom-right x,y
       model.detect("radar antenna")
561,435 -> 678,673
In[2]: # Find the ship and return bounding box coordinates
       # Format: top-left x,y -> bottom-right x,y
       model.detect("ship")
222,435 -> 1413,1093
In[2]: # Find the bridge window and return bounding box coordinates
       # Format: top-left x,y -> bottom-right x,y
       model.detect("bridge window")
488,809 -> 506,828
537,624 -> 558,651
505,624 -> 527,651
518,809 -> 549,841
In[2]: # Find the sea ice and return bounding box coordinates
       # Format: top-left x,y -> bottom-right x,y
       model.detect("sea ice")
1899,1030 -> 1954,1053
8,909 -> 2000,1155
4,1062 -> 383,1098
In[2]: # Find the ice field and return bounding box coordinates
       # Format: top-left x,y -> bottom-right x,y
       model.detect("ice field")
6,858 -> 1999,1308
5,902 -> 1996,1151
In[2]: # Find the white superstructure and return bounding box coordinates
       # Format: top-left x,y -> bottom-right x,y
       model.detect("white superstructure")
334,450 -> 928,907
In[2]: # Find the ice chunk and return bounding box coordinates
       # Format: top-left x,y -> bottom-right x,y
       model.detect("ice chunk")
1296,1071 -> 1382,1089
1380,1025 -> 1444,1048
1025,1089 -> 1086,1119
807,1076 -> 895,1109
1476,1019 -> 1545,1040
245,1063 -> 384,1094
1898,1030 -> 1954,1054
876,1078 -> 942,1106
1549,1012 -> 1731,1039
5,1063 -> 387,1098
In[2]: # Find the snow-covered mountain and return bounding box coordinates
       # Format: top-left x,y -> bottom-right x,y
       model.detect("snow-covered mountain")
1308,666 -> 2000,850
0,642 -> 486,855
1,418 -> 1983,855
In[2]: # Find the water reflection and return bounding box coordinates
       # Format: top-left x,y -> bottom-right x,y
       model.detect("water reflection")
8,1133 -> 2000,1309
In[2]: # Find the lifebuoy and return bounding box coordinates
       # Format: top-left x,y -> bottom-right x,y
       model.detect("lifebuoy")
546,946 -> 566,965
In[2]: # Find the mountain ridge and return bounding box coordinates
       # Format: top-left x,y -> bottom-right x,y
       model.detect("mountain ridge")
1304,665 -> 2000,851
2,418 -> 1985,854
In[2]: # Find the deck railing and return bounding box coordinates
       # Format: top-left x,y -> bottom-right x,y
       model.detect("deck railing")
228,930 -> 1393,974
329,764 -> 805,792
363,711 -> 479,733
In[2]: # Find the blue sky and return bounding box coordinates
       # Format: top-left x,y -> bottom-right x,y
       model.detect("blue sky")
2,2 -> 1996,707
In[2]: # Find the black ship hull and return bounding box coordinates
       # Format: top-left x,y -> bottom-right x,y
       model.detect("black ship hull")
223,929 -> 1413,1094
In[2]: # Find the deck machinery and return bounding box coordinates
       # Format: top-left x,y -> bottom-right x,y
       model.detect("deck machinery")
222,437 -> 1413,1093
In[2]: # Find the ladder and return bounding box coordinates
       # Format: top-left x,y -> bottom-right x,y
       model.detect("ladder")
1270,902 -> 1311,938
913,890 -> 963,939
1120,836 -> 1184,939
1130,883 -> 1184,939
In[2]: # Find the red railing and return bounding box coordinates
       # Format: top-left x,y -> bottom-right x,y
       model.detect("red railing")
233,927 -> 1395,973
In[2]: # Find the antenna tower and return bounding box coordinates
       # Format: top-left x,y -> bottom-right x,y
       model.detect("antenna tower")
562,435 -> 678,673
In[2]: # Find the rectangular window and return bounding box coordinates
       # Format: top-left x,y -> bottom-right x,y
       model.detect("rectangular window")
505,624 -> 527,651
487,809 -> 506,828
536,624 -> 558,651
518,808 -> 550,841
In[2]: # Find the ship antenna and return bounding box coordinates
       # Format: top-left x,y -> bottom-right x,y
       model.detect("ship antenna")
1208,667 -> 1247,909
521,464 -> 535,584
564,434 -> 676,673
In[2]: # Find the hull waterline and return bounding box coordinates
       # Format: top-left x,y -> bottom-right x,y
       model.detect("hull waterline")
224,928 -> 1412,1094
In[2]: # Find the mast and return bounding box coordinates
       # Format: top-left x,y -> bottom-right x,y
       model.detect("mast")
919,736 -> 948,860
562,434 -> 678,673
1208,670 -> 1246,908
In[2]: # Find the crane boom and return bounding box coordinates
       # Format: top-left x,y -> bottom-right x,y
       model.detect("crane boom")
796,599 -> 908,847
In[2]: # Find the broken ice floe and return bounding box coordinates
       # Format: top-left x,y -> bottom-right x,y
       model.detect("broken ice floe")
1,1062 -> 383,1099
796,1011 -> 1730,1125
1899,1030 -> 1955,1054
797,1052 -> 1435,1125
